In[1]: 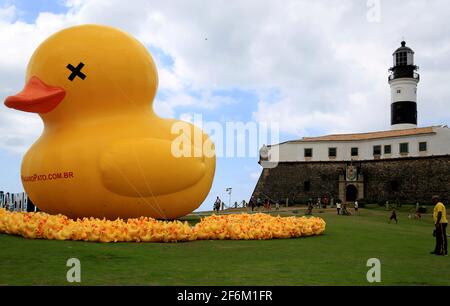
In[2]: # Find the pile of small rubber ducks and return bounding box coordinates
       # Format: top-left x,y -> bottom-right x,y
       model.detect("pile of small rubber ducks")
0,208 -> 325,243
194,213 -> 326,240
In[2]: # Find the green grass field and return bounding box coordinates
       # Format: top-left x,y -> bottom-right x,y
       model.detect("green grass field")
0,206 -> 448,286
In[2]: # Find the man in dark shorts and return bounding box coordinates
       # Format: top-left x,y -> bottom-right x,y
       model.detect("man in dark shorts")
389,209 -> 398,224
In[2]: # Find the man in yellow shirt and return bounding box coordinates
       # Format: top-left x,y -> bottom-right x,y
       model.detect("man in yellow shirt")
431,196 -> 448,256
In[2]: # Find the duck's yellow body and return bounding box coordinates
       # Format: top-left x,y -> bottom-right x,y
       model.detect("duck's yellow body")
6,25 -> 215,220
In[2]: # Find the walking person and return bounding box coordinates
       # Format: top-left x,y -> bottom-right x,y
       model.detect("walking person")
415,209 -> 422,219
214,196 -> 221,213
264,198 -> 270,211
354,200 -> 359,215
336,201 -> 341,215
306,200 -> 314,215
389,208 -> 398,224
249,196 -> 255,212
431,196 -> 448,256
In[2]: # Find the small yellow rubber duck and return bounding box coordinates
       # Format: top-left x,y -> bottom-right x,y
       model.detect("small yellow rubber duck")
4,25 -> 216,220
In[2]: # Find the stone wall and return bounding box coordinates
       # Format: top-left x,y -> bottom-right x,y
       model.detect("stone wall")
251,155 -> 450,204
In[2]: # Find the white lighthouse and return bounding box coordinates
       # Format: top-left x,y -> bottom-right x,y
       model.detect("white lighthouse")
389,41 -> 420,130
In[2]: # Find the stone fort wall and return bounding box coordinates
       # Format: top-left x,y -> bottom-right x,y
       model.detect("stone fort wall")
252,155 -> 450,204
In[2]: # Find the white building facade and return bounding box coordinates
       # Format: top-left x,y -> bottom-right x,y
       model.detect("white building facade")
264,126 -> 450,163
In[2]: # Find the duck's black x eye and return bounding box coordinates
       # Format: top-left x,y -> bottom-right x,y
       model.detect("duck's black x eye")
67,62 -> 87,81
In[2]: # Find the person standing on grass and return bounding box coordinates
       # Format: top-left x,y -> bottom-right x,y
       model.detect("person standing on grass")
415,210 -> 422,219
431,196 -> 448,256
354,200 -> 359,215
336,201 -> 341,215
250,197 -> 255,211
265,198 -> 272,210
214,197 -> 221,213
306,201 -> 313,215
389,208 -> 398,224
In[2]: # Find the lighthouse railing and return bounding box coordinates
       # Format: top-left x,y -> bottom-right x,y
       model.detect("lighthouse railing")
388,72 -> 420,82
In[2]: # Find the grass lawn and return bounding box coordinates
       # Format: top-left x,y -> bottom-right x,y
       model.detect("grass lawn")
0,207 -> 448,286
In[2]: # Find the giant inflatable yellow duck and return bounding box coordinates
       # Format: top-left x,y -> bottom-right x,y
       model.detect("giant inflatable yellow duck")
4,25 -> 216,220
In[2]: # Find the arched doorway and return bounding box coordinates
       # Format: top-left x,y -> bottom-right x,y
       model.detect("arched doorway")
346,185 -> 358,202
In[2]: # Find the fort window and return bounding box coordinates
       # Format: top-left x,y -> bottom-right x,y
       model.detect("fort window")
329,147 -> 337,157
397,89 -> 401,94
384,145 -> 392,154
351,147 -> 359,157
419,142 -> 427,152
304,148 -> 313,158
304,181 -> 311,192
400,143 -> 409,154
373,145 -> 381,156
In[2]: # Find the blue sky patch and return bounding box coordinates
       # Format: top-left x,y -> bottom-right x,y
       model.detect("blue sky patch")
0,0 -> 68,23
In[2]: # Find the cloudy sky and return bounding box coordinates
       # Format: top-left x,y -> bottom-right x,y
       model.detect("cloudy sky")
0,0 -> 449,211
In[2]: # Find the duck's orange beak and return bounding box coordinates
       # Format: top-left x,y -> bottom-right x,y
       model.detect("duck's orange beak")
4,76 -> 65,114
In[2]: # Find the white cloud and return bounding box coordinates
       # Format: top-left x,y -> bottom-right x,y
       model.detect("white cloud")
0,4 -> 16,23
158,68 -> 183,92
0,109 -> 42,154
1,0 -> 450,154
